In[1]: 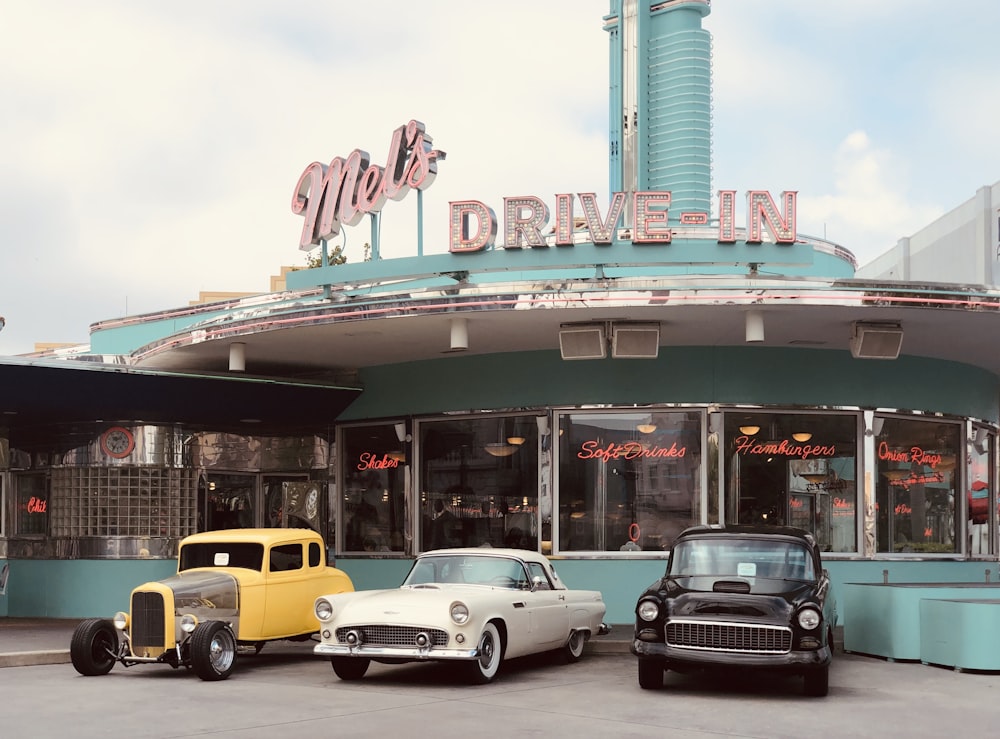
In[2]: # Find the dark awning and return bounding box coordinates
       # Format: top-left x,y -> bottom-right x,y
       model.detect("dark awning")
0,358 -> 363,452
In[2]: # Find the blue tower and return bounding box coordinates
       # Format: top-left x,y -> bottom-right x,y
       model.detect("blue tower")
605,0 -> 712,221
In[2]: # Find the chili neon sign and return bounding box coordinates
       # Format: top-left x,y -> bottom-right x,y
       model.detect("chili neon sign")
26,496 -> 47,514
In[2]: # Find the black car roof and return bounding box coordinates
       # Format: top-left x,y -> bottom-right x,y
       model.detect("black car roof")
675,524 -> 817,547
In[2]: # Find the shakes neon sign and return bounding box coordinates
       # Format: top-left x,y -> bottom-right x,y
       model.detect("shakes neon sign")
292,120 -> 446,249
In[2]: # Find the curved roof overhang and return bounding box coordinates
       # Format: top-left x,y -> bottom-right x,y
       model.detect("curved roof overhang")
0,358 -> 361,452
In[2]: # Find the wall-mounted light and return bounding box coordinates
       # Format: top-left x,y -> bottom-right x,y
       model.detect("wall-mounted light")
229,342 -> 246,372
394,422 -> 412,443
535,416 -> 550,437
792,432 -> 812,442
739,425 -> 761,436
745,310 -> 764,343
449,317 -> 469,352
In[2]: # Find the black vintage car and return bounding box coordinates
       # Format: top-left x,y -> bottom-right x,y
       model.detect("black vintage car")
631,524 -> 838,696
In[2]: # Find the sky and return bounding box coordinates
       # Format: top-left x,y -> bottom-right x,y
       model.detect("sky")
2,0 -> 999,356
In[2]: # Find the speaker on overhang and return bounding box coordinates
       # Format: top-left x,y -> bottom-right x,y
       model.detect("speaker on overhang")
612,323 -> 660,359
850,321 -> 903,359
559,324 -> 607,360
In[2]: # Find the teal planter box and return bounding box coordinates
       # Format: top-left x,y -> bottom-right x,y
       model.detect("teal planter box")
843,583 -> 1000,661
919,599 -> 1000,672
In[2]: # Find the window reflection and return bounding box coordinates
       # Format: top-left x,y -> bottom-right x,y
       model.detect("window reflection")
968,427 -> 995,556
342,424 -> 408,553
419,417 -> 539,551
875,417 -> 959,554
557,411 -> 702,552
725,413 -> 858,553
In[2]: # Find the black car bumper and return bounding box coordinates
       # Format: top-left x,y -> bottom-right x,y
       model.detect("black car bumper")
631,638 -> 832,671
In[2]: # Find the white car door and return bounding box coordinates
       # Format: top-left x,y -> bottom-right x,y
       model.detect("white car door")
523,562 -> 569,648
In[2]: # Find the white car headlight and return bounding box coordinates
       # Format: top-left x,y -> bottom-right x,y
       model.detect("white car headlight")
797,608 -> 821,630
180,614 -> 198,633
315,598 -> 334,622
638,600 -> 659,622
113,611 -> 129,630
450,601 -> 470,625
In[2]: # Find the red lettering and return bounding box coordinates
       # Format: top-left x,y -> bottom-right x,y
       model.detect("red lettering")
356,452 -> 399,471
733,436 -> 836,459
577,440 -> 686,462
27,496 -> 47,514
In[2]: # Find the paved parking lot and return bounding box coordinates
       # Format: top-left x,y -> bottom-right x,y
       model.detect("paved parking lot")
1,638 -> 998,738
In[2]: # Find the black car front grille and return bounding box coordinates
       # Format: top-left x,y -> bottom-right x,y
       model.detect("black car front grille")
666,619 -> 791,654
337,625 -> 449,647
131,591 -> 166,650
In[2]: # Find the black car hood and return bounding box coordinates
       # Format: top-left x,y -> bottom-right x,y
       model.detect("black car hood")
652,577 -> 817,619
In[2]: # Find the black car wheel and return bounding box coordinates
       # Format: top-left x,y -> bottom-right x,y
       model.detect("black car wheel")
637,657 -> 665,689
803,664 -> 829,697
70,618 -> 119,676
190,621 -> 237,681
331,656 -> 370,680
468,622 -> 504,684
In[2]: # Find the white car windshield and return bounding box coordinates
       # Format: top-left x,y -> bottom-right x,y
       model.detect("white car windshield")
404,555 -> 531,589
668,539 -> 816,581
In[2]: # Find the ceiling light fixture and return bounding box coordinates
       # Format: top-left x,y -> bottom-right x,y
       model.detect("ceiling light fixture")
636,423 -> 657,434
739,425 -> 760,436
792,432 -> 812,442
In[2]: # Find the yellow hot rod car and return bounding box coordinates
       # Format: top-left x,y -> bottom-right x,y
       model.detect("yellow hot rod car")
70,528 -> 354,681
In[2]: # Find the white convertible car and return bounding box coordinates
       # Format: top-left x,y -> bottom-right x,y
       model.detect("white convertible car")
314,548 -> 610,683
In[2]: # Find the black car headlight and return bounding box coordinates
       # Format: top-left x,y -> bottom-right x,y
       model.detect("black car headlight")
637,599 -> 660,622
797,607 -> 821,630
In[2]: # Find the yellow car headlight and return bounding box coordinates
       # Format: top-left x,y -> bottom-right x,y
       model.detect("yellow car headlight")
180,614 -> 199,633
113,611 -> 129,630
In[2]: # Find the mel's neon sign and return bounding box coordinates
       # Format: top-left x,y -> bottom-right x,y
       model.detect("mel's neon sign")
289,121 -> 799,254
292,120 -> 446,249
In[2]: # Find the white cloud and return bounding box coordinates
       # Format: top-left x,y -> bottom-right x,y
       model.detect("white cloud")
1,0 -> 998,354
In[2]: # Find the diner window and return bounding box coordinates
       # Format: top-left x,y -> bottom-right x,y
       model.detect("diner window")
725,412 -> 859,553
556,411 -> 702,553
342,423 -> 408,553
202,473 -> 255,530
967,426 -> 994,556
874,416 -> 960,554
419,416 -> 539,551
16,472 -> 48,535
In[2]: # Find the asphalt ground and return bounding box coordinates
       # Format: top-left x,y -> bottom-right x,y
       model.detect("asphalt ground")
0,622 -> 998,739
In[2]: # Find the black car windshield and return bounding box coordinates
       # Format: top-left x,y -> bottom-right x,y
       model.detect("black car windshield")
668,538 -> 816,581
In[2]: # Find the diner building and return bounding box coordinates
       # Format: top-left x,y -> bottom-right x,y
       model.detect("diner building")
2,0 -> 999,624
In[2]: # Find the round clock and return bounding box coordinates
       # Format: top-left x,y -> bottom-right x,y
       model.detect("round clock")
101,426 -> 135,458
